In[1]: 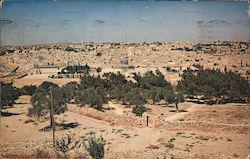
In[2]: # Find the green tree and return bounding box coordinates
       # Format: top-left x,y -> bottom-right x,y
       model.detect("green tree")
109,83 -> 134,104
0,82 -> 19,108
19,85 -> 37,96
62,81 -> 80,102
132,105 -> 147,116
75,87 -> 106,110
103,72 -> 127,89
29,82 -> 67,127
80,75 -> 108,91
39,81 -> 59,90
163,90 -> 175,106
177,67 -> 250,103
125,88 -> 147,106
84,136 -> 105,159
78,64 -> 91,74
173,92 -> 184,112
149,88 -> 162,104
134,70 -> 171,89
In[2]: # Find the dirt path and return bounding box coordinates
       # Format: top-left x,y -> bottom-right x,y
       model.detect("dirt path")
164,105 -> 200,122
107,101 -> 124,115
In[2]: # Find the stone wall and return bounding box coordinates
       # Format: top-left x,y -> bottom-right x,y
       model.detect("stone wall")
68,105 -> 145,128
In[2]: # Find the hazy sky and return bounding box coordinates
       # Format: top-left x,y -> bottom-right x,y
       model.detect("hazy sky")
1,0 -> 250,45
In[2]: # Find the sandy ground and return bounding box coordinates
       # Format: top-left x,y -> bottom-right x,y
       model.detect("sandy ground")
0,41 -> 250,158
14,74 -> 80,87
0,96 -> 250,159
0,41 -> 249,85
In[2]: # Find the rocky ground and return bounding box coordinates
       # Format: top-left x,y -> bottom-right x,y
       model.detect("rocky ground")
0,41 -> 249,85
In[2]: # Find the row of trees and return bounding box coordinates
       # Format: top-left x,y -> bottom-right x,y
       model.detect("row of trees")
2,67 -> 249,121
177,66 -> 250,103
27,70 -> 182,124
0,82 -> 36,109
28,67 -> 250,121
67,70 -> 182,108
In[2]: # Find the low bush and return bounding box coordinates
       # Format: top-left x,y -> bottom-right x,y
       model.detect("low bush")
132,105 -> 147,117
84,136 -> 105,159
55,134 -> 82,158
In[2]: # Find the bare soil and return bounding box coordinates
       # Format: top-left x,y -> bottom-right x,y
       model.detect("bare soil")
0,41 -> 250,158
0,96 -> 250,159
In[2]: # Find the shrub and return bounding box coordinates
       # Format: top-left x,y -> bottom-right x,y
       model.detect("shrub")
55,134 -> 81,158
132,105 -> 147,117
0,82 -> 19,108
84,136 -> 105,159
36,149 -> 51,159
19,85 -> 37,96
65,47 -> 77,52
96,52 -> 102,56
96,67 -> 102,73
128,66 -> 135,69
166,67 -> 171,72
39,81 -> 59,90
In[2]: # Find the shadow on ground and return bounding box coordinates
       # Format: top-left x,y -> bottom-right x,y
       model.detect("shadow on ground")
40,122 -> 80,131
169,110 -> 188,113
0,111 -> 20,117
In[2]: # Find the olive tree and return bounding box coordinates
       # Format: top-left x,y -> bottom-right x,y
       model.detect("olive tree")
0,82 -> 19,109
28,82 -> 67,127
62,81 -> 80,103
163,90 -> 184,112
75,87 -> 106,110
